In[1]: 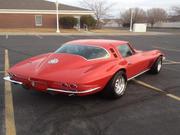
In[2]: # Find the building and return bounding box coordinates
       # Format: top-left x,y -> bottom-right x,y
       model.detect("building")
101,19 -> 122,28
151,15 -> 180,28
0,0 -> 94,30
168,15 -> 180,22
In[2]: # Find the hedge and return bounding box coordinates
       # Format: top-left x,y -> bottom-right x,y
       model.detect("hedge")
80,15 -> 96,29
59,17 -> 78,29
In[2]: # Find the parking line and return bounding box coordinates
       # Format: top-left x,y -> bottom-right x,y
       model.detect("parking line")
153,46 -> 180,52
36,35 -> 43,39
6,34 -> 8,39
60,35 -> 75,39
163,59 -> 176,63
163,62 -> 180,65
166,94 -> 180,101
133,79 -> 180,101
4,49 -> 16,135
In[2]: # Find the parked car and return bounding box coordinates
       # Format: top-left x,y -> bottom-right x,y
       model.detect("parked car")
4,39 -> 164,98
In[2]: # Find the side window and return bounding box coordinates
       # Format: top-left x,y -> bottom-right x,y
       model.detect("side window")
117,44 -> 133,57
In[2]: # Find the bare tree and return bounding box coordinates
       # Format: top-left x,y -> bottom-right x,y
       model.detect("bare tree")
115,19 -> 123,27
172,6 -> 180,15
80,0 -> 114,28
121,8 -> 146,27
147,8 -> 168,27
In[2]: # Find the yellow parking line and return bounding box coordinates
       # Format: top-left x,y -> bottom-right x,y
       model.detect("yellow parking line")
4,49 -> 16,135
166,94 -> 180,101
153,46 -> 180,52
133,79 -> 180,101
133,79 -> 165,93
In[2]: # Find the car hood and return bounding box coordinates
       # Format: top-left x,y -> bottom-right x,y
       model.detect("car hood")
9,53 -> 114,82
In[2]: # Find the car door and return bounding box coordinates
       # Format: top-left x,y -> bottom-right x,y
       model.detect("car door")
117,44 -> 148,79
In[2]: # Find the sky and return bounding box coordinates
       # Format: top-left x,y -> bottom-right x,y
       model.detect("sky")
48,0 -> 180,17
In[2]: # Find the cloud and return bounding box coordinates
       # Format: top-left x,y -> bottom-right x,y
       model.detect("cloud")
48,0 -> 180,16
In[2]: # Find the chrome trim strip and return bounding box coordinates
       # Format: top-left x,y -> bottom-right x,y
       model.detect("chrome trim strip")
47,87 -> 101,94
127,69 -> 150,81
3,76 -> 100,94
3,76 -> 23,85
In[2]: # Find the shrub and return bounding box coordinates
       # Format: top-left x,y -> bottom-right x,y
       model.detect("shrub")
80,15 -> 96,29
59,17 -> 78,29
122,23 -> 130,27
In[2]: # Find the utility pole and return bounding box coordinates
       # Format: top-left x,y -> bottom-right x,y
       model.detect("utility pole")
56,0 -> 60,33
130,8 -> 133,32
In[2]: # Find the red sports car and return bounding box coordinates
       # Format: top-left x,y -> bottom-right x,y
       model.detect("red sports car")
4,39 -> 164,98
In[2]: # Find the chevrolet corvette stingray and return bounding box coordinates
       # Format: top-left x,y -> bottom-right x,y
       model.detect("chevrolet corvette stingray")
4,39 -> 164,98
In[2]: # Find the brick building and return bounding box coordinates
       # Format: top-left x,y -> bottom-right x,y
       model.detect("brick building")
0,0 -> 94,29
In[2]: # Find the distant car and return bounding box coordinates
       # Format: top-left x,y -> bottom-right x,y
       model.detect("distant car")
4,39 -> 164,98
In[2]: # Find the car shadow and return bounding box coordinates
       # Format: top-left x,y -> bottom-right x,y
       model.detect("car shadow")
11,81 -> 162,135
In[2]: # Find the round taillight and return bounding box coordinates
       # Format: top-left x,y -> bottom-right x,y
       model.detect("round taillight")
9,73 -> 15,78
69,84 -> 78,89
62,83 -> 69,88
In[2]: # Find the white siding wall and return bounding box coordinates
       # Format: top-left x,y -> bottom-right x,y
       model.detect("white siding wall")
153,22 -> 180,28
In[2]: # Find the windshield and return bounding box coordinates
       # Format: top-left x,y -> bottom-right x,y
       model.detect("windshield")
55,44 -> 109,60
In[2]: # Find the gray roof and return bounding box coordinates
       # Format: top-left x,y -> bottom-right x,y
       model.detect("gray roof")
168,15 -> 180,22
0,0 -> 90,11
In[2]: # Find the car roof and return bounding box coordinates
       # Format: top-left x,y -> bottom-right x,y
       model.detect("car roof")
66,39 -> 128,48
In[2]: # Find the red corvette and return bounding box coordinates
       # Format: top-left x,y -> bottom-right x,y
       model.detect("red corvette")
4,39 -> 164,98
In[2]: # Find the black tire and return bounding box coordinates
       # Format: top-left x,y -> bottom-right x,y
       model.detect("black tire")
102,71 -> 127,99
149,56 -> 162,74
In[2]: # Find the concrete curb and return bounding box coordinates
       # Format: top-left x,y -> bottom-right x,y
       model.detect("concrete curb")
0,32 -> 174,36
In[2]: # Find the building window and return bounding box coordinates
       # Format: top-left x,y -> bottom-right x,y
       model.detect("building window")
35,15 -> 42,26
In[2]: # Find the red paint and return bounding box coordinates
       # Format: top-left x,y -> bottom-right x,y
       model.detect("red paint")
8,39 -> 163,96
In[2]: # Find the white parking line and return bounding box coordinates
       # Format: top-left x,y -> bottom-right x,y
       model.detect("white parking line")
153,46 -> 180,52
4,49 -> 16,135
163,62 -> 180,65
163,59 -> 180,65
6,34 -> 8,39
163,59 -> 176,63
36,35 -> 43,39
133,79 -> 180,101
60,35 -> 75,39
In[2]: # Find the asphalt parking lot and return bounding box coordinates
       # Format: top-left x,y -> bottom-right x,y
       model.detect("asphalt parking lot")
0,34 -> 180,135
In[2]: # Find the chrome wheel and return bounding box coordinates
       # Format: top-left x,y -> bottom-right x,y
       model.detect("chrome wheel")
114,76 -> 126,95
103,71 -> 127,99
157,60 -> 162,72
149,56 -> 163,74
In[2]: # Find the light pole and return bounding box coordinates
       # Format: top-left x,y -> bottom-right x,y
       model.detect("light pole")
130,8 -> 133,32
56,0 -> 60,33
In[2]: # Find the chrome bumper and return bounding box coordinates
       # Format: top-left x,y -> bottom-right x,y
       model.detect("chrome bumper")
3,76 -> 23,84
47,87 -> 100,94
3,76 -> 100,94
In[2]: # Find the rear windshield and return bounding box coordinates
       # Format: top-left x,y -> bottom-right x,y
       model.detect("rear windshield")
55,44 -> 109,60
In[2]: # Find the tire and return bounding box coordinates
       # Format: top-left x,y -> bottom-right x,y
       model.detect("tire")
149,56 -> 162,74
103,71 -> 127,99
